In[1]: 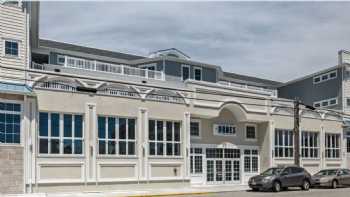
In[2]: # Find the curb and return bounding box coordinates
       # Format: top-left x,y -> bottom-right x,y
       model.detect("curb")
126,188 -> 247,197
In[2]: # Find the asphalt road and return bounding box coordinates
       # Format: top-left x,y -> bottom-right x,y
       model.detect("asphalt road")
173,187 -> 350,197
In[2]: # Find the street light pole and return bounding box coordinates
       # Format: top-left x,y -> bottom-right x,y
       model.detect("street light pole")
294,99 -> 301,166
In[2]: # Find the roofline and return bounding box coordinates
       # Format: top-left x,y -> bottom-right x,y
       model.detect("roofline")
149,48 -> 191,59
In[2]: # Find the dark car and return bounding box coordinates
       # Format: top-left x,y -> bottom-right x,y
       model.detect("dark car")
248,166 -> 312,192
312,169 -> 350,189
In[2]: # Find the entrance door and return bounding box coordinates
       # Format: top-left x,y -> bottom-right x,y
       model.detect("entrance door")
205,148 -> 241,184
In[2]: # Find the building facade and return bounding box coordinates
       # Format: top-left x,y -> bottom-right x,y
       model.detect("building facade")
278,50 -> 350,169
0,1 -> 347,194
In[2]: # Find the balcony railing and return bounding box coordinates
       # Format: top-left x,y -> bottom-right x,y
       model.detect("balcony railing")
31,56 -> 165,81
218,81 -> 277,96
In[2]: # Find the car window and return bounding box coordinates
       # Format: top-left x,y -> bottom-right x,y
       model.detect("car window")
340,170 -> 350,175
315,169 -> 338,176
291,167 -> 303,174
282,167 -> 291,175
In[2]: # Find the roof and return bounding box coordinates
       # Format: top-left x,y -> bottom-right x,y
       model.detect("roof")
0,82 -> 33,95
221,72 -> 282,88
39,39 -> 146,61
148,48 -> 191,59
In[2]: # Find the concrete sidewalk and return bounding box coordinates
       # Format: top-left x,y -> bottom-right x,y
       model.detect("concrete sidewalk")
4,185 -> 249,197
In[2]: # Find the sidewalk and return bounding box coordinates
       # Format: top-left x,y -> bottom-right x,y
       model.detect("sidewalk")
4,185 -> 249,197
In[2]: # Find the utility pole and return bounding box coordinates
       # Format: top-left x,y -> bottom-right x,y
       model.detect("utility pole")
294,99 -> 301,166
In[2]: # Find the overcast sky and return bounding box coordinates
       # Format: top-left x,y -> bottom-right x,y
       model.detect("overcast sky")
40,1 -> 350,82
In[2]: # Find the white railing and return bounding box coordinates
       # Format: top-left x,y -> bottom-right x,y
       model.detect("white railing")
31,56 -> 165,80
38,81 -> 76,92
99,88 -> 139,98
218,81 -> 277,96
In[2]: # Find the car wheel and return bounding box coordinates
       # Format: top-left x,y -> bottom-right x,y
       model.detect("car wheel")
331,180 -> 338,189
273,181 -> 281,192
302,180 -> 310,191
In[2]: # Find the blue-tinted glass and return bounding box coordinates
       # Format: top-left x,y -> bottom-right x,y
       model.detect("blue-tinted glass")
128,119 -> 135,139
6,124 -> 13,133
51,113 -> 60,137
128,142 -> 135,155
63,139 -> 72,154
5,41 -> 11,48
6,114 -> 13,123
98,116 -> 106,138
119,141 -> 126,155
63,114 -> 72,137
13,124 -> 20,134
0,132 -> 4,143
0,114 -> 4,123
12,42 -> 18,50
108,141 -> 115,154
5,133 -> 13,143
14,134 -> 21,143
74,139 -> 83,154
13,104 -> 20,112
74,115 -> 83,138
39,138 -> 48,153
108,117 -> 115,139
157,121 -> 163,140
149,120 -> 155,140
149,142 -> 155,155
13,114 -> 20,123
39,113 -> 48,136
174,122 -> 180,141
99,140 -> 106,154
50,139 -> 59,154
0,123 -> 4,132
119,118 -> 126,139
5,103 -> 14,111
0,103 -> 4,110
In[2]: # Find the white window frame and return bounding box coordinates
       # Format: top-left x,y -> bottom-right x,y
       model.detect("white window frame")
325,133 -> 341,159
0,100 -> 22,145
139,63 -> 157,71
313,70 -> 337,84
190,147 -> 203,174
301,131 -> 320,159
213,124 -> 236,136
313,97 -> 338,108
97,116 -> 136,157
245,124 -> 257,141
190,119 -> 201,139
274,129 -> 294,158
3,39 -> 20,58
181,64 -> 190,81
243,149 -> 259,173
57,54 -> 66,65
193,67 -> 202,81
38,112 -> 84,156
148,119 -> 181,157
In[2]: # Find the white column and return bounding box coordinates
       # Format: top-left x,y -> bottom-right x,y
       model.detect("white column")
320,125 -> 325,169
269,120 -> 275,168
143,109 -> 149,182
138,108 -> 147,181
85,103 -> 96,182
183,112 -> 191,179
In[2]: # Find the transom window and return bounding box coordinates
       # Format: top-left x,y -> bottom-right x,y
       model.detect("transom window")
325,133 -> 340,158
190,148 -> 203,174
244,149 -> 259,173
246,124 -> 257,140
194,67 -> 202,81
0,102 -> 21,144
98,116 -> 136,156
190,120 -> 201,138
4,40 -> 19,57
149,120 -> 181,156
301,131 -> 319,158
214,124 -> 236,136
39,112 -> 83,155
274,129 -> 293,158
206,148 -> 240,158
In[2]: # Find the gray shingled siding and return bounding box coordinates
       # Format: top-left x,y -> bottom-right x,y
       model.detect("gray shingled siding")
0,146 -> 23,194
278,67 -> 343,110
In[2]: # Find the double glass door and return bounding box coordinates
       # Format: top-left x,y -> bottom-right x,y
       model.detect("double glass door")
206,148 -> 240,184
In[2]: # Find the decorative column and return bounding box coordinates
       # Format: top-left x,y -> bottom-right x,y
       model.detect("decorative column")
138,108 -> 147,181
183,112 -> 191,179
85,103 -> 96,183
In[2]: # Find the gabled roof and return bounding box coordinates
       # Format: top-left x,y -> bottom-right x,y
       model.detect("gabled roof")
39,39 -> 146,61
148,48 -> 191,60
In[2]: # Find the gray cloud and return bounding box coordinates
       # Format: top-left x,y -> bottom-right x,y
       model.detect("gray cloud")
40,1 -> 350,82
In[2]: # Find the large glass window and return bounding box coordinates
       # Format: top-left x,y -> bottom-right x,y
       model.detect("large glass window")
190,148 -> 203,174
325,133 -> 340,158
0,102 -> 21,144
98,116 -> 136,156
149,120 -> 181,156
4,40 -> 19,57
190,120 -> 200,137
274,129 -> 293,158
244,149 -> 259,173
301,131 -> 319,158
39,112 -> 83,154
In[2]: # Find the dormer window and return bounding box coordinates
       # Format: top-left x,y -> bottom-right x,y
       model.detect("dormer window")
194,67 -> 202,81
57,55 -> 66,65
182,65 -> 190,81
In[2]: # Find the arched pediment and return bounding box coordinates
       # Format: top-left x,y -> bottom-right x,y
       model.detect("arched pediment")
33,76 -> 82,92
218,101 -> 248,122
97,83 -> 140,98
146,89 -> 186,104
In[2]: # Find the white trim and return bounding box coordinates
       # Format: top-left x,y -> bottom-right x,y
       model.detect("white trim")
181,64 -> 190,81
213,124 -> 236,137
313,70 -> 337,84
245,124 -> 257,141
2,38 -> 21,58
313,97 -> 338,108
190,119 -> 201,139
193,66 -> 202,81
56,54 -> 66,65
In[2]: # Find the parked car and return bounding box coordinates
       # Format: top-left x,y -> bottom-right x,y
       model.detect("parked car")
248,166 -> 312,192
312,169 -> 350,189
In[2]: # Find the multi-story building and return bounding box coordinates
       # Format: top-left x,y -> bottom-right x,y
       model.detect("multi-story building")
279,50 -> 350,169
0,1 -> 346,194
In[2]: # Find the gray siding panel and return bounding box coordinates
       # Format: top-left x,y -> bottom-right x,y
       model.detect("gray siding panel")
278,67 -> 343,109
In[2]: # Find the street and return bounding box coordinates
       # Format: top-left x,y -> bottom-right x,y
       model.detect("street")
173,187 -> 350,197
